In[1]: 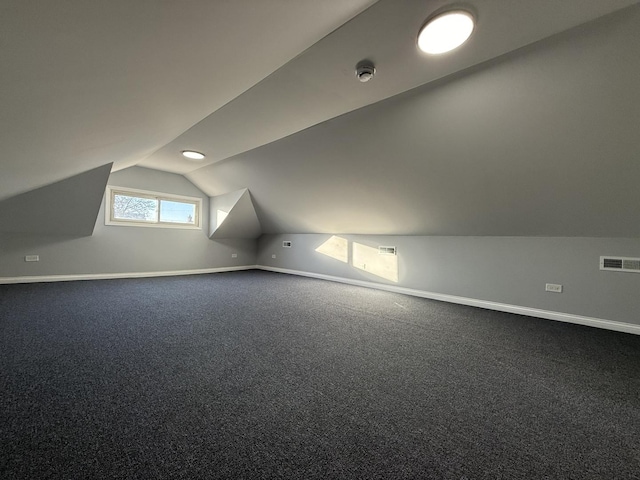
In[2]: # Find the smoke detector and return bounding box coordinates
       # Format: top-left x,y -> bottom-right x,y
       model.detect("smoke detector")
355,60 -> 376,82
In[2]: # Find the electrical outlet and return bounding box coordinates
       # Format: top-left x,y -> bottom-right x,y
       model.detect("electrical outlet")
25,255 -> 39,262
272,254 -> 276,259
231,253 -> 237,258
545,283 -> 563,293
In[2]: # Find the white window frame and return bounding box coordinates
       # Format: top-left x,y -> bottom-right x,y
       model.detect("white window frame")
105,185 -> 202,230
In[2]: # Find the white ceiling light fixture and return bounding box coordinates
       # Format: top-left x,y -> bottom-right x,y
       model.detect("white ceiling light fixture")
417,10 -> 475,55
181,150 -> 206,160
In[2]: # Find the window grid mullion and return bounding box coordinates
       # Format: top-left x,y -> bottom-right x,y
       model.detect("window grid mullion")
155,196 -> 161,223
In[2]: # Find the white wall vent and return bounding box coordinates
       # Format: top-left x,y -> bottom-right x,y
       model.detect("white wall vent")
378,246 -> 397,255
282,241 -> 292,248
600,256 -> 640,273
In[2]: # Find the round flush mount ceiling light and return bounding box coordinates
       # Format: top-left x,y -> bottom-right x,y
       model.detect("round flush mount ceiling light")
181,150 -> 205,160
417,10 -> 475,55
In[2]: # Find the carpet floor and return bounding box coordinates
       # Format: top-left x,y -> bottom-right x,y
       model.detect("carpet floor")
1,270 -> 639,479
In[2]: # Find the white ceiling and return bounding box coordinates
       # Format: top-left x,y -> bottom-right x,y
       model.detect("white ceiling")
192,3 -> 640,236
194,4 -> 640,236
0,0 -> 375,200
2,0 -> 639,236
141,0 -> 640,178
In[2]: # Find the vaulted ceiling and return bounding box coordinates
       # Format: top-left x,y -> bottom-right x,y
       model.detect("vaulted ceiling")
1,0 -> 376,200
2,0 -> 640,236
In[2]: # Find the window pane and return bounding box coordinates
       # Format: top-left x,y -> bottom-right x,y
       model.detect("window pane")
113,194 -> 157,221
159,200 -> 196,224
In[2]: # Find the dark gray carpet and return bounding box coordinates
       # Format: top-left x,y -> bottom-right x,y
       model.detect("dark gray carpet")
1,270 -> 639,479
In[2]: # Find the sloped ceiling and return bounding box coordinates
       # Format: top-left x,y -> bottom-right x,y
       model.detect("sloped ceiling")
2,0 -> 639,237
144,0 -> 640,174
0,164 -> 111,236
192,5 -> 640,236
0,0 -> 376,201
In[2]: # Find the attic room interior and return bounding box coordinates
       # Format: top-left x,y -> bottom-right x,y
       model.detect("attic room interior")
1,1 -> 639,478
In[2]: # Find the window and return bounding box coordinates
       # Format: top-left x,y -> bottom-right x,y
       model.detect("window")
105,186 -> 202,229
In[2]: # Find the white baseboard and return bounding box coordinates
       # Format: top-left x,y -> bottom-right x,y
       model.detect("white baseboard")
4,264 -> 638,336
257,266 -> 640,336
0,265 -> 259,284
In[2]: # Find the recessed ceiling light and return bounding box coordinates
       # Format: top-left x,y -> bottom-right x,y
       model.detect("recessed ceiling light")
417,10 -> 475,55
182,150 -> 205,160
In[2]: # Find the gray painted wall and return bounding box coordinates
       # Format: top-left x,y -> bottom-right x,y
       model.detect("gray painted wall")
258,234 -> 640,326
0,167 -> 256,278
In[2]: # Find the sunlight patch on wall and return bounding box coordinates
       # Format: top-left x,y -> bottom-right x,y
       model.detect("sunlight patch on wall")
353,242 -> 398,283
315,235 -> 398,283
315,235 -> 348,263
